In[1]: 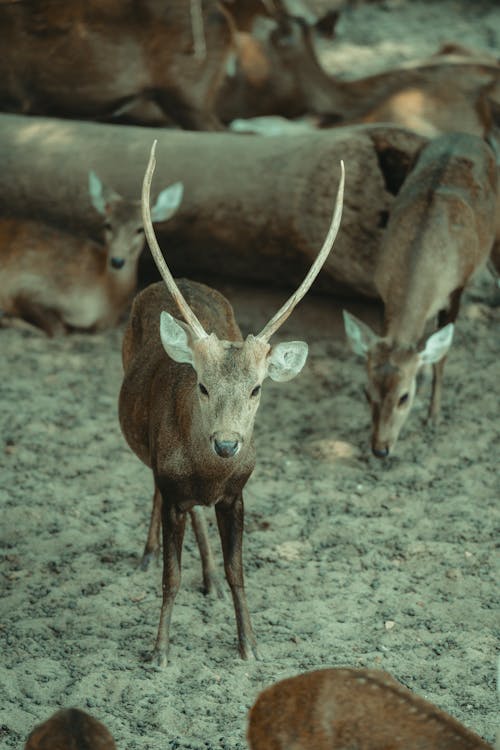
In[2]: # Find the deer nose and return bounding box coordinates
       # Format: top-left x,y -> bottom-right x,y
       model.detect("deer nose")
372,445 -> 389,459
214,439 -> 239,458
111,257 -> 125,269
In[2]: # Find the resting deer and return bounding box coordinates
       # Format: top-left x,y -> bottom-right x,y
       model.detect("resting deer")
118,142 -> 344,666
25,708 -> 116,750
247,667 -> 494,749
343,132 -> 496,458
0,172 -> 182,336
218,13 -> 499,139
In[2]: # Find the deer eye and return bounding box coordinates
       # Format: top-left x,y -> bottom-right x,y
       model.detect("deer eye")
103,221 -> 112,231
199,383 -> 209,397
251,385 -> 261,398
135,227 -> 144,235
398,393 -> 409,407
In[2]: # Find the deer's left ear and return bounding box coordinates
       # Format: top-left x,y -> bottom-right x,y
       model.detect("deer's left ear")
418,323 -> 454,366
151,183 -> 184,222
266,341 -> 308,382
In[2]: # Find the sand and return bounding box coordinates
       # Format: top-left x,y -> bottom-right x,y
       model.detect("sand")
1,1 -> 499,748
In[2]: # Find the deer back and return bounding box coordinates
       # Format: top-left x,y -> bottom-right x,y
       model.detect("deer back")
25,708 -> 116,750
0,1 -> 232,129
247,668 -> 493,750
375,132 -> 497,339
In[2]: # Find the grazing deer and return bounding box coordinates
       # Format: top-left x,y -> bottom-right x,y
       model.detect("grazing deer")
247,667 -> 494,749
25,708 -> 116,750
0,173 -> 182,335
343,132 -> 496,458
118,142 -> 344,666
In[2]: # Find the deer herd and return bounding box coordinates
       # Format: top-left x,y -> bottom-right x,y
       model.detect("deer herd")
0,0 -> 498,748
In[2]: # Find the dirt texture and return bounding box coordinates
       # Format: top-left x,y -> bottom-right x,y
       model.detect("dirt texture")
0,1 -> 499,749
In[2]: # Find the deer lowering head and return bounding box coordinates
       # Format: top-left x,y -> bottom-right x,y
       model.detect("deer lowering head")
89,170 -> 183,274
142,140 -> 345,461
343,311 -> 454,458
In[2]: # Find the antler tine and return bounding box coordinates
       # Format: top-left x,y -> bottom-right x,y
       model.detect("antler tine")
257,160 -> 345,342
142,141 -> 207,340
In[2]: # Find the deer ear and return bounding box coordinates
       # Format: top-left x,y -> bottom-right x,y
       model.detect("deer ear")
151,183 -> 184,223
88,171 -> 120,216
343,310 -> 378,357
159,311 -> 194,366
418,323 -> 454,366
267,341 -> 308,382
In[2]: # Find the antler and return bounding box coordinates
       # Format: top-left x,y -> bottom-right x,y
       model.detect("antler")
190,0 -> 206,60
142,141 -> 207,340
257,160 -> 345,342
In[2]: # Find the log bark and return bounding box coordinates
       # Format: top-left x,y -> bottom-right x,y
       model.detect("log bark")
0,114 -> 427,297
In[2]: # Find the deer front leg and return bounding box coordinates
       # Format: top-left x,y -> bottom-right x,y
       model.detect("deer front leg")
429,356 -> 447,424
189,507 -> 225,598
152,499 -> 186,668
140,485 -> 161,571
429,288 -> 463,423
216,494 -> 258,661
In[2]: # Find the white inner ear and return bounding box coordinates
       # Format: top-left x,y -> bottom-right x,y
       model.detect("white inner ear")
151,183 -> 184,223
88,171 -> 106,215
159,311 -> 194,366
343,310 -> 377,358
267,341 -> 308,382
418,323 -> 455,366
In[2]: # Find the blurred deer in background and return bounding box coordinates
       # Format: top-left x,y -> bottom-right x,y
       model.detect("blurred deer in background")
0,0 -> 233,130
343,133 -> 497,458
0,173 -> 182,335
25,708 -> 116,750
247,667 -> 494,749
118,142 -> 344,666
219,12 -> 499,139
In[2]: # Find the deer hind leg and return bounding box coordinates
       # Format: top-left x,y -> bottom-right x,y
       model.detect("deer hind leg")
189,507 -> 225,598
215,493 -> 258,661
429,287 -> 464,423
152,498 -> 186,668
140,485 -> 161,571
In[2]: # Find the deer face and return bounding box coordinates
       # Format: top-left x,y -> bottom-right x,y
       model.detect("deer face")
343,311 -> 454,457
88,171 -> 183,273
160,315 -> 308,458
365,345 -> 420,458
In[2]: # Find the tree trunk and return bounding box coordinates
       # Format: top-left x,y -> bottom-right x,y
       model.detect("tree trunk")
0,114 -> 427,297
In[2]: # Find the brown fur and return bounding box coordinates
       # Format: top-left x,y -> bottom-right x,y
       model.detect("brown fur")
119,279 -> 267,665
0,0 -> 233,130
247,668 -> 493,749
218,16 -> 499,139
0,217 -> 141,335
25,708 -> 116,750
365,133 -> 496,454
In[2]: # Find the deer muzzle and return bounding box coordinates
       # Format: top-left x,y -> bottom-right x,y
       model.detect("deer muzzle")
212,433 -> 241,458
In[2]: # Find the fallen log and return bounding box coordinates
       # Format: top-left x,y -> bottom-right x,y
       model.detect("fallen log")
0,114 -> 427,297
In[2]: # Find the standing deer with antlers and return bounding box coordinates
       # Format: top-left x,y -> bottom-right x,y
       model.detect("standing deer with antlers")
118,142 -> 344,666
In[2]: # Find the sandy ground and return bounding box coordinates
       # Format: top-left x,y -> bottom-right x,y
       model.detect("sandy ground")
1,1 -> 499,748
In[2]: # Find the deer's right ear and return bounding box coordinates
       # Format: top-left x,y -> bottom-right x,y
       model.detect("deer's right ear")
88,171 -> 120,216
159,311 -> 195,367
343,310 -> 377,357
